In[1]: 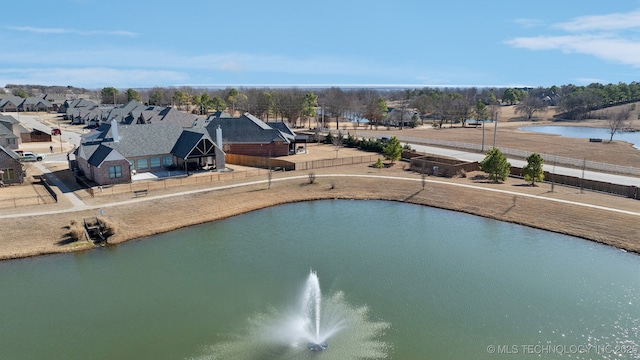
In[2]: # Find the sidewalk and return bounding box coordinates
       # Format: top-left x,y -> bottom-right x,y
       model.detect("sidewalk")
32,162 -> 89,210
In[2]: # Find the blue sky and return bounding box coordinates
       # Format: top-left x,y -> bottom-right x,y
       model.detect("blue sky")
2,0 -> 640,89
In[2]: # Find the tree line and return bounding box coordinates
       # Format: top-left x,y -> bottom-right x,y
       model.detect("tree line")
93,80 -> 640,127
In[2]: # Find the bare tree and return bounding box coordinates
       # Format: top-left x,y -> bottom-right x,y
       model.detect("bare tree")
515,93 -> 548,120
605,105 -> 632,141
323,87 -> 349,130
332,131 -> 344,158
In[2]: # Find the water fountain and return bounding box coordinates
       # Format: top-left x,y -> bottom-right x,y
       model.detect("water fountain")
195,270 -> 389,359
302,271 -> 328,351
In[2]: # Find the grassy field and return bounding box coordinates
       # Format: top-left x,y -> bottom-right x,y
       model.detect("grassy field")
1,107 -> 639,260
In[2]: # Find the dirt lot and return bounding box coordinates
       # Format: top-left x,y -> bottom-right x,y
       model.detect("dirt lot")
1,107 -> 639,260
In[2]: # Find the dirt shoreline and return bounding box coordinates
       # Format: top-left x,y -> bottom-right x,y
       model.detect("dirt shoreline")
1,164 -> 639,261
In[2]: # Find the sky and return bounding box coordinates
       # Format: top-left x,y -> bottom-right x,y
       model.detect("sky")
2,0 -> 640,90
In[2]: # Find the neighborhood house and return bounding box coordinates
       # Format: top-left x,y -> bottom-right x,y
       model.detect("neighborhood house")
74,121 -> 225,186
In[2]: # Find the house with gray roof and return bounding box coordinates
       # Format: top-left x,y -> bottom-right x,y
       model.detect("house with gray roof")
0,115 -> 22,149
20,97 -> 52,112
0,146 -> 24,185
0,96 -> 25,112
204,113 -> 296,157
64,98 -> 99,121
43,94 -> 67,111
75,121 -> 225,185
136,106 -> 201,128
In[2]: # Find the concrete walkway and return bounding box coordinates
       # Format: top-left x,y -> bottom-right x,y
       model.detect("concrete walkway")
2,173 -> 638,220
32,162 -> 89,210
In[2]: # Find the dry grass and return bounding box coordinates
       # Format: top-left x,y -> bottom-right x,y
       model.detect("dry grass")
1,163 -> 639,261
1,108 -> 639,260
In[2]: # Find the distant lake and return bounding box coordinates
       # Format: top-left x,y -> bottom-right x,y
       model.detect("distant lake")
520,125 -> 639,149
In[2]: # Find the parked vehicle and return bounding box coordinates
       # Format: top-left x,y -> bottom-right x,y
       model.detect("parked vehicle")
51,128 -> 62,135
19,151 -> 45,162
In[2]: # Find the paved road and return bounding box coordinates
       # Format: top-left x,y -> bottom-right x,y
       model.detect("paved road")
404,143 -> 640,187
11,113 -> 81,147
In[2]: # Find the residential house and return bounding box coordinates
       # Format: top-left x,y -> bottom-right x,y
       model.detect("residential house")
136,106 -> 201,128
104,100 -> 147,124
204,113 -> 297,157
0,95 -> 24,112
62,99 -> 98,120
74,121 -> 225,185
0,115 -> 23,148
20,97 -> 53,112
0,146 -> 24,185
43,94 -> 68,112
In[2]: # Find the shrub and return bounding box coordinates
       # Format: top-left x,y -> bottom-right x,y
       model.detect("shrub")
308,172 -> 316,184
99,217 -> 118,237
324,132 -> 334,144
68,220 -> 85,242
374,158 -> 384,169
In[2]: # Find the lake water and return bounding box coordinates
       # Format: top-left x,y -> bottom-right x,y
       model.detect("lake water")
520,125 -> 639,149
1,200 -> 639,359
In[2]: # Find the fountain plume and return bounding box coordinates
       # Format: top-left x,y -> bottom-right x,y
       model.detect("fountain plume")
195,271 -> 390,359
302,270 -> 322,343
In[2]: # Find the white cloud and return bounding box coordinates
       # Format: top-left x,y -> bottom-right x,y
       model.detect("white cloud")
506,9 -> 640,69
506,35 -> 640,68
511,18 -> 545,28
6,25 -> 137,37
556,10 -> 640,32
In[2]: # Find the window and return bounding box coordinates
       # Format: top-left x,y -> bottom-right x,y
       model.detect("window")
150,157 -> 161,169
162,156 -> 173,167
108,165 -> 122,179
7,138 -> 16,145
137,158 -> 148,170
1,168 -> 15,181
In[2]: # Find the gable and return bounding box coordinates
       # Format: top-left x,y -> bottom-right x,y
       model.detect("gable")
171,129 -> 220,159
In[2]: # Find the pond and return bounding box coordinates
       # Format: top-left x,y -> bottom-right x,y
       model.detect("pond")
520,125 -> 639,149
1,200 -> 639,359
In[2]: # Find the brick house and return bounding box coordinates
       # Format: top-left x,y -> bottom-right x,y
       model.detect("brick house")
74,121 -> 225,186
0,146 -> 24,185
204,113 -> 295,157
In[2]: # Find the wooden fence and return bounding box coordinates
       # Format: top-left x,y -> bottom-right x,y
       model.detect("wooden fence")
85,168 -> 267,198
294,155 -> 380,170
226,154 -> 295,171
511,167 -> 639,199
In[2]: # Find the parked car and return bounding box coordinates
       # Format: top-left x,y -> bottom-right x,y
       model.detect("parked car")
19,151 -> 45,162
51,128 -> 61,135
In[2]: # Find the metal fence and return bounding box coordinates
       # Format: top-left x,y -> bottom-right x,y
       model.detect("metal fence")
356,132 -> 640,177
0,194 -> 54,208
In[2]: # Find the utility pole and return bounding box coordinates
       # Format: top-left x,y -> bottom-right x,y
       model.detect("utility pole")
493,119 -> 497,148
481,121 -> 485,152
580,157 -> 586,194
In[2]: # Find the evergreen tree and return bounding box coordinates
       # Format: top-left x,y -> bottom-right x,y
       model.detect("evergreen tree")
126,88 -> 141,102
523,153 -> 544,186
382,136 -> 403,164
480,147 -> 511,182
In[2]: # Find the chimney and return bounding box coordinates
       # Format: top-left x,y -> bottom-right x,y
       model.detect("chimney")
111,119 -> 119,142
216,125 -> 222,149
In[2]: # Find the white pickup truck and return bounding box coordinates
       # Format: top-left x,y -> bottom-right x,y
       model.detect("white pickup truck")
17,151 -> 46,162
